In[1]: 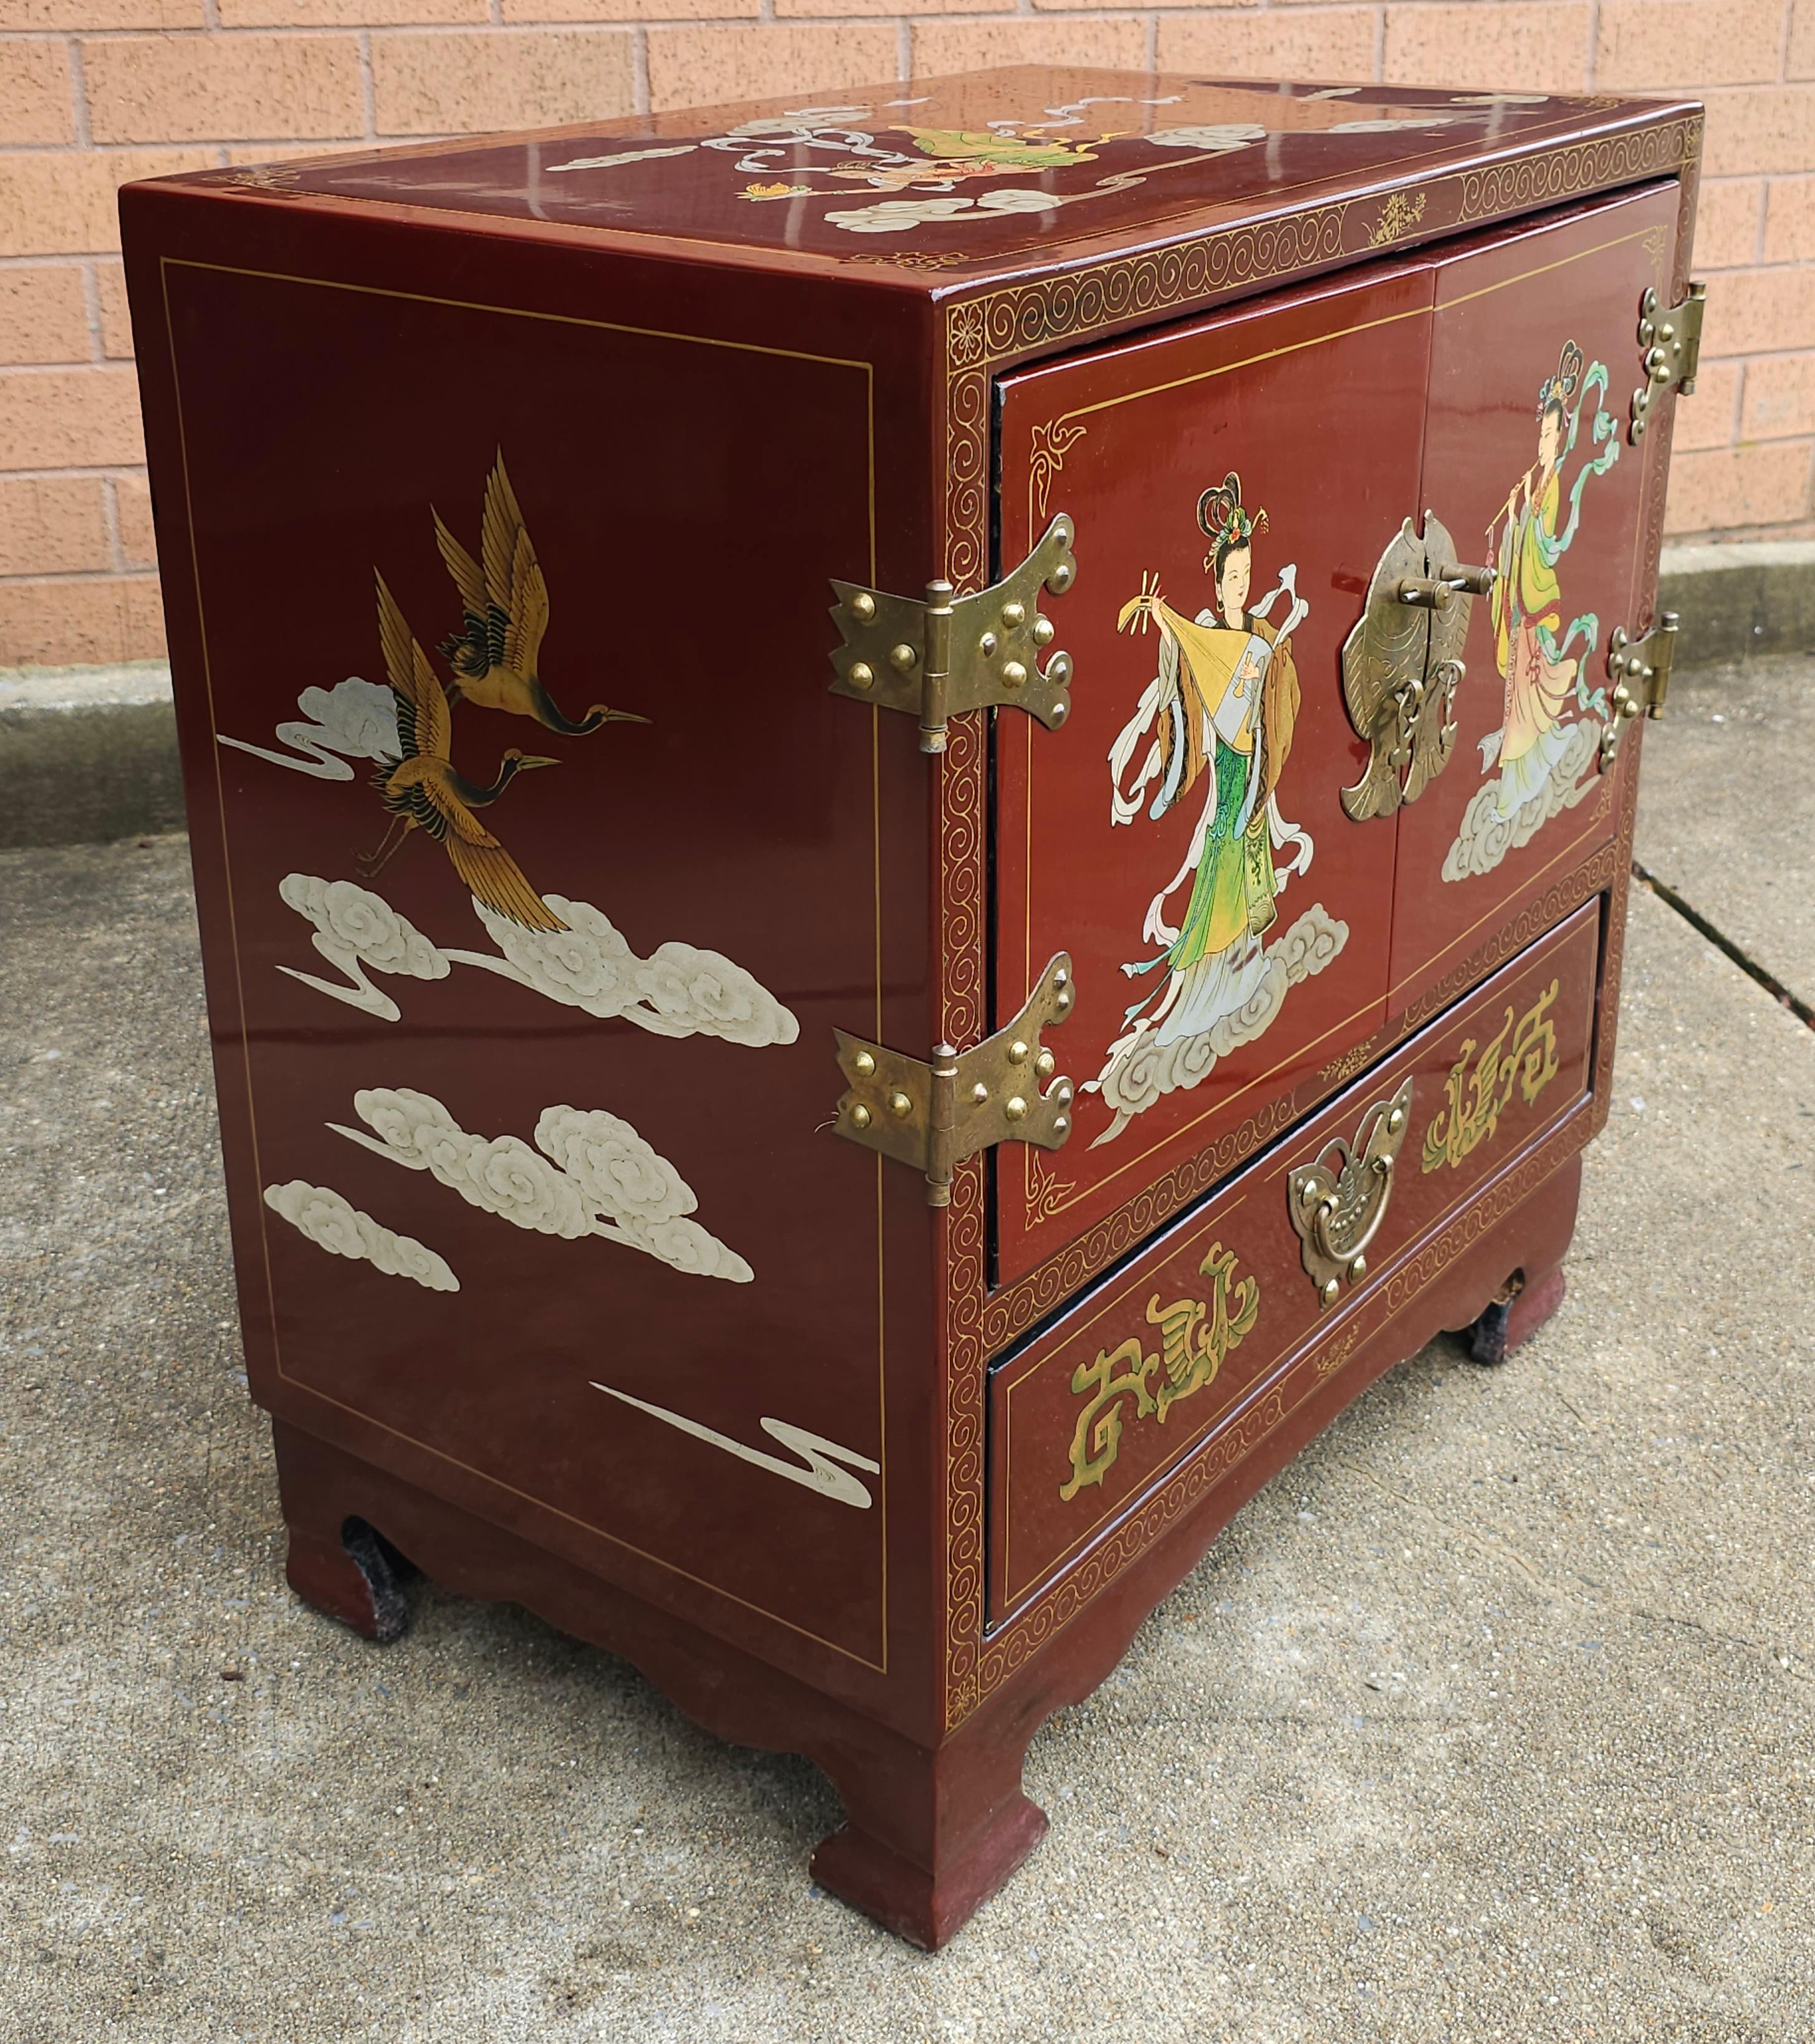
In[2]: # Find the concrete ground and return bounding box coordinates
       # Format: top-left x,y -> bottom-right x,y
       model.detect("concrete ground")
2,664 -> 1813,2043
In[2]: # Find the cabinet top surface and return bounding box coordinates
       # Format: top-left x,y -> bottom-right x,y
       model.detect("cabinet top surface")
184,65 -> 1697,282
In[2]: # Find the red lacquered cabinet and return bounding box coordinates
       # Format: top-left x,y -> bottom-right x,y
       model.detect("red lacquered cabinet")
121,66 -> 1703,1947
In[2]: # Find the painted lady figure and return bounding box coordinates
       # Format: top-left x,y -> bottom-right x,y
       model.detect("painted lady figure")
1477,340 -> 1619,815
1086,475 -> 1346,1146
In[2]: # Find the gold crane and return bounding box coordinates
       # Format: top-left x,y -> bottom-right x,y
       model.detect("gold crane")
433,454 -> 649,737
360,572 -> 568,933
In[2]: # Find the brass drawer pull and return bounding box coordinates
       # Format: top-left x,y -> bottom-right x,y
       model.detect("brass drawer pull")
1288,1078 -> 1414,1307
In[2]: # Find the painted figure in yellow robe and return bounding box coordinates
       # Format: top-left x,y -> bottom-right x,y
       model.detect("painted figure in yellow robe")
1104,475 -> 1312,1056
1478,340 -> 1620,816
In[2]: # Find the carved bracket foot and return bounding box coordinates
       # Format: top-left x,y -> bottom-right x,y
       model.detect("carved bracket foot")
812,1793 -> 1048,1952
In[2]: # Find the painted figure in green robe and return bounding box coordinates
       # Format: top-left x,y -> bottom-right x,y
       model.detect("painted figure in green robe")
1102,474 -> 1313,1062
1478,339 -> 1619,816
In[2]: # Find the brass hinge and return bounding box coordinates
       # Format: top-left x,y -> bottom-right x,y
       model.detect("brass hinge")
831,953 -> 1076,1206
1599,611 -> 1679,770
828,514 -> 1077,753
1629,282 -> 1706,441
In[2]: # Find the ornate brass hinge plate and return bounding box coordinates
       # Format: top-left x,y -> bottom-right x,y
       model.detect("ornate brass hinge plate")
828,514 -> 1077,753
831,953 -> 1076,1206
1598,610 -> 1679,769
1339,515 -> 1495,821
1288,1078 -> 1414,1307
1629,282 -> 1706,441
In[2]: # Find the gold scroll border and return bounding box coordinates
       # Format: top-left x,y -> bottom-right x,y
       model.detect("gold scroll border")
160,257 -> 893,1676
937,114 -> 1697,1729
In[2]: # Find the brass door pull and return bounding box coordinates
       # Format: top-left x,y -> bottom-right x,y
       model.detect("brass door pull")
1288,1078 -> 1413,1307
1396,562 -> 1497,609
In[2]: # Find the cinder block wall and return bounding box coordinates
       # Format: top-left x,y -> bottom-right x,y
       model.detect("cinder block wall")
2,1 -> 1811,666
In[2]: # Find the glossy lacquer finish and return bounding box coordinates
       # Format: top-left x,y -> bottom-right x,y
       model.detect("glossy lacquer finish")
1387,181 -> 1679,1011
988,897 -> 1599,1620
994,261 -> 1432,1289
120,64 -> 1700,1951
133,233 -> 939,1704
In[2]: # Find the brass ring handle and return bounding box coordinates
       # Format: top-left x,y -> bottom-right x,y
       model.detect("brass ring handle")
1288,1077 -> 1414,1308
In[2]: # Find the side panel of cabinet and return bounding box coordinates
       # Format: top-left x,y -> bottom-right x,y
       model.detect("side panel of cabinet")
993,263 -> 1435,1291
129,223 -> 939,1701
1386,181 -> 1679,1012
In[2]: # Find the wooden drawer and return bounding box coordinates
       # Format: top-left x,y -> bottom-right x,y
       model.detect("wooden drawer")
985,896 -> 1602,1621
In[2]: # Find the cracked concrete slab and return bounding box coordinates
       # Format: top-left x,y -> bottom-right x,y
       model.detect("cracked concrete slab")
2,835 -> 1813,2042
1635,652 -> 1815,1017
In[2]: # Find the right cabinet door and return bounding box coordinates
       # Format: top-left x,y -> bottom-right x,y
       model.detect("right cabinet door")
1387,180 -> 1679,1015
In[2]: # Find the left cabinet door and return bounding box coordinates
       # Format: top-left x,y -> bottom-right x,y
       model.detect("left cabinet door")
993,260 -> 1434,1293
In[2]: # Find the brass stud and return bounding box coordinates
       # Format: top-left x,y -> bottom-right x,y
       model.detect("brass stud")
970,1081 -> 989,1104
1032,616 -> 1055,648
1051,702 -> 1068,725
850,591 -> 876,623
1007,1039 -> 1030,1064
1054,1115 -> 1069,1135
1053,968 -> 1069,988
1002,661 -> 1028,691
1000,600 -> 1027,629
1387,1107 -> 1404,1134
848,661 -> 874,692
853,1049 -> 876,1077
888,1089 -> 913,1119
889,642 -> 917,672
1349,1254 -> 1367,1282
1034,1048 -> 1055,1079
1048,652 -> 1073,686
979,631 -> 998,657
1004,1096 -> 1028,1122
850,1104 -> 871,1130
1055,1082 -> 1073,1106
1050,562 -> 1075,593
1321,1276 -> 1341,1306
1056,989 -> 1073,1013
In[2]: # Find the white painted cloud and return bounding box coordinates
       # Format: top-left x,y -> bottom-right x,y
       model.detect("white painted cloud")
218,678 -> 399,781
1146,123 -> 1267,151
591,1383 -> 878,1509
1086,904 -> 1349,1147
1442,719 -> 1601,883
277,875 -> 799,1048
277,874 -> 449,1022
453,896 -> 800,1047
330,1087 -> 754,1282
826,196 -> 976,234
263,1179 -> 458,1291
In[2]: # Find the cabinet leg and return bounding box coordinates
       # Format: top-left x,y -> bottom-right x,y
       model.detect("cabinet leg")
810,1703 -> 1048,1950
273,1422 -> 412,1642
1465,1262 -> 1569,1366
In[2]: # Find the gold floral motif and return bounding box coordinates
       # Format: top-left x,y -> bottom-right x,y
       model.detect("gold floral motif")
1025,1147 -> 1078,1225
1369,191 -> 1427,246
1060,1244 -> 1259,1499
1028,419 -> 1088,522
1421,979 -> 1561,1174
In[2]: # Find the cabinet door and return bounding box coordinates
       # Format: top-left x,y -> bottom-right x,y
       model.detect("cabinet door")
994,263 -> 1434,1291
1386,182 -> 1678,1012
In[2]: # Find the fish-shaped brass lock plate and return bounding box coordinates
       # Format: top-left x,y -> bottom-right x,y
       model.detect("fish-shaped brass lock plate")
1339,514 -> 1493,822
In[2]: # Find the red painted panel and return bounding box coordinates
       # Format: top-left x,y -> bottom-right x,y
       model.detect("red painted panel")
1387,182 -> 1678,1012
987,894 -> 1600,1620
154,256 -> 908,1671
994,262 -> 1434,1288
